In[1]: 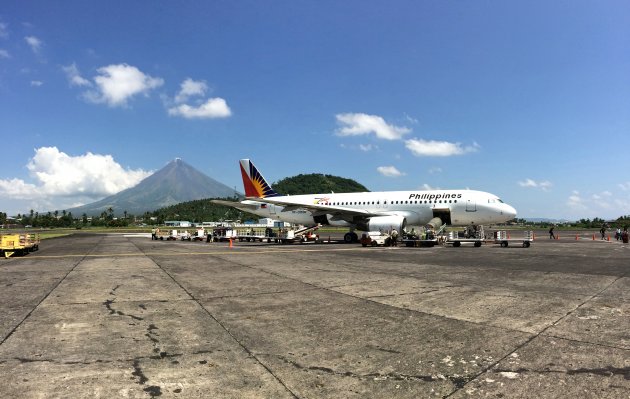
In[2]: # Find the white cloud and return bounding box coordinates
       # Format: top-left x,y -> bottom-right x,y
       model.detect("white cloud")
62,63 -> 91,87
30,80 -> 43,87
428,167 -> 442,174
0,22 -> 8,39
420,183 -> 439,190
405,138 -> 479,157
567,191 -> 586,210
377,166 -> 405,177
25,36 -> 42,53
84,63 -> 164,107
168,98 -> 231,119
359,144 -> 377,152
618,182 -> 630,191
0,147 -> 151,207
518,178 -> 552,191
336,113 -> 411,140
0,49 -> 9,59
174,78 -> 208,103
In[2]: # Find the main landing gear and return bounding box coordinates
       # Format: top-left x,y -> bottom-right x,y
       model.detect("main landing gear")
344,232 -> 359,243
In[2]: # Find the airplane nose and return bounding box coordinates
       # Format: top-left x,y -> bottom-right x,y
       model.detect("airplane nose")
504,204 -> 517,219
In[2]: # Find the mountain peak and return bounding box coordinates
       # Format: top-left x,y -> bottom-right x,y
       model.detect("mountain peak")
66,160 -> 241,216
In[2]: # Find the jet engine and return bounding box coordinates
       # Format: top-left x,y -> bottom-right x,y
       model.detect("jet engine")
363,216 -> 407,233
426,217 -> 443,229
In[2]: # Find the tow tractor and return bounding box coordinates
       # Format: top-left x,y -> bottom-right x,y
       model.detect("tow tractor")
275,225 -> 321,244
360,231 -> 392,247
493,230 -> 533,248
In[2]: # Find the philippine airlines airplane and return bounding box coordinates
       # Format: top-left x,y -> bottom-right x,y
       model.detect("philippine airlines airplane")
213,159 -> 517,243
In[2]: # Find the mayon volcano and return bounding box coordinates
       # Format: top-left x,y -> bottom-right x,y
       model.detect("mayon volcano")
67,159 -> 240,216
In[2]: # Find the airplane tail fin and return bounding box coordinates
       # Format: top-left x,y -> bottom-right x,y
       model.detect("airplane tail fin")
239,159 -> 280,198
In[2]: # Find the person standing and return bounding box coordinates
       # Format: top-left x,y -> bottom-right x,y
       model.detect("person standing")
549,226 -> 556,239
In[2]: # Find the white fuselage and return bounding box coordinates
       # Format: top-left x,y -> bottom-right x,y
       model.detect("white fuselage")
244,189 -> 516,228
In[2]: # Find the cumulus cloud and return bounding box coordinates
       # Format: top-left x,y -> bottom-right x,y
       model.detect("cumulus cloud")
0,49 -> 9,59
174,78 -> 207,103
166,78 -> 231,119
25,36 -> 42,54
518,178 -> 552,191
83,63 -> 164,107
377,166 -> 405,177
336,113 -> 411,140
405,138 -> 479,157
0,147 -> 151,207
62,63 -> 91,87
168,98 -> 232,119
428,167 -> 442,174
30,80 -> 43,87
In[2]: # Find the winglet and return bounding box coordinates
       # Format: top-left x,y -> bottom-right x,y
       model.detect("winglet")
239,159 -> 280,198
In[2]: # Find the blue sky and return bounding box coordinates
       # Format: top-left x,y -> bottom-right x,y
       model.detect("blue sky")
1,1 -> 629,220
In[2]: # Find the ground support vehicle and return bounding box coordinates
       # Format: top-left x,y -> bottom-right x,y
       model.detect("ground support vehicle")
275,225 -> 321,244
494,230 -> 533,248
192,229 -> 206,241
25,233 -> 40,252
1,234 -> 28,258
402,237 -> 439,247
445,226 -> 485,247
361,231 -> 392,247
179,230 -> 193,241
210,227 -> 238,242
402,229 -> 440,247
235,225 -> 271,242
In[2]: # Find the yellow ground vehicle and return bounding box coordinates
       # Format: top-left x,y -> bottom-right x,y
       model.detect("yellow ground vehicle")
0,233 -> 40,258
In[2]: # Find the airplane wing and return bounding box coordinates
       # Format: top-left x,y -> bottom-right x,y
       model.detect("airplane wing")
211,199 -> 260,213
244,196 -> 390,220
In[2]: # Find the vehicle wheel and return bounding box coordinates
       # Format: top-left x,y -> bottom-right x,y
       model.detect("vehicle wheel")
371,241 -> 377,247
344,233 -> 353,243
362,243 -> 367,247
453,241 -> 461,247
523,241 -> 530,248
474,241 -> 482,247
501,241 -> 509,247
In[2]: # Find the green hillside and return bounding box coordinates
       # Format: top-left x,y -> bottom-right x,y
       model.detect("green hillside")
151,197 -> 254,224
272,174 -> 369,195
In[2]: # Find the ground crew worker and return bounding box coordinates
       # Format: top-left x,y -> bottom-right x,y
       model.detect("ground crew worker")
151,227 -> 156,240
391,229 -> 399,246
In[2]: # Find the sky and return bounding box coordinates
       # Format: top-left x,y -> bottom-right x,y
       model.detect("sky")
1,1 -> 629,221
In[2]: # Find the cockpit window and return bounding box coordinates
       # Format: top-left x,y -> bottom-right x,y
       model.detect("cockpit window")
488,198 -> 505,204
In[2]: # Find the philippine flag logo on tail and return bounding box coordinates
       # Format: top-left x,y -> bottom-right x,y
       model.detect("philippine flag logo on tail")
239,159 -> 279,198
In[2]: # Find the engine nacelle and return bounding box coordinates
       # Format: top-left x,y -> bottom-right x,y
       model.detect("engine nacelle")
426,217 -> 443,229
361,216 -> 407,233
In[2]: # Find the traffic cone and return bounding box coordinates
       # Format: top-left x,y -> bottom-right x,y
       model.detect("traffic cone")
592,234 -> 595,240
575,234 -> 579,240
607,235 -> 611,241
556,234 -> 559,240
229,238 -> 233,248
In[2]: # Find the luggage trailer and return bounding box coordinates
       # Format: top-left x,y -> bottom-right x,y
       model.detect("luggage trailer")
493,230 -> 533,248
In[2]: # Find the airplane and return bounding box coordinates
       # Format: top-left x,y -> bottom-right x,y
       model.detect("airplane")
212,159 -> 517,243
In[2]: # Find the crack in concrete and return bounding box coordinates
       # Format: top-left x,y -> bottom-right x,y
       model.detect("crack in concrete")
275,354 -> 473,388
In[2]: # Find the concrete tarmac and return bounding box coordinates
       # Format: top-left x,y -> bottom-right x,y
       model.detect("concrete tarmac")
0,232 -> 628,398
